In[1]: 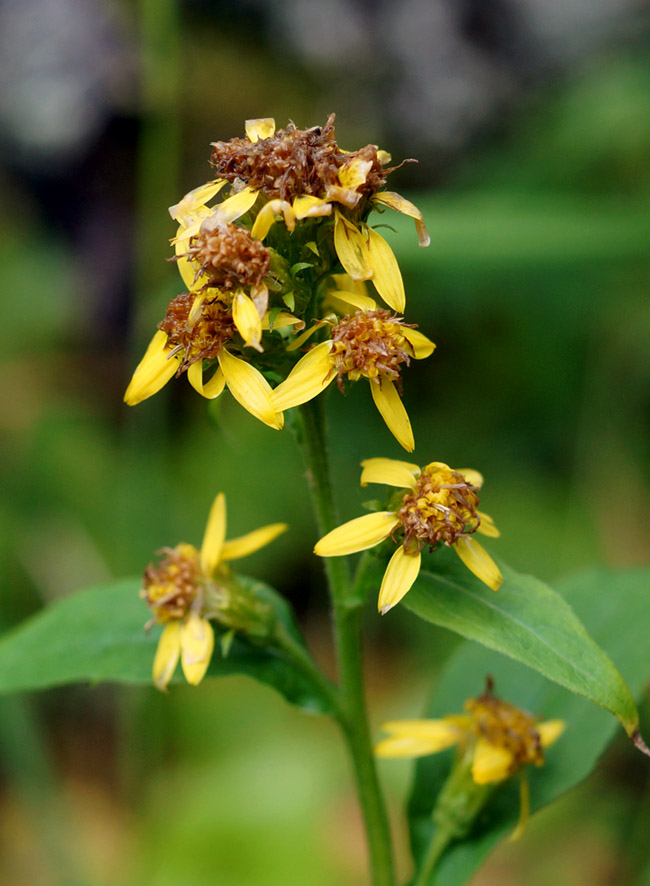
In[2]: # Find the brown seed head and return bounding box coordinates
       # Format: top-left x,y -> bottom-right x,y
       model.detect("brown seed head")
184,220 -> 271,291
397,463 -> 481,552
158,291 -> 236,373
210,114 -> 388,203
330,309 -> 414,390
142,543 -> 203,623
465,686 -> 544,771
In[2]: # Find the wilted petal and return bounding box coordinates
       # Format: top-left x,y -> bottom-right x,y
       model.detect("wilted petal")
325,289 -> 378,315
373,191 -> 431,247
233,291 -> 263,351
458,468 -> 484,489
169,180 -> 227,222
338,157 -> 372,190
453,537 -> 503,590
180,613 -> 215,685
472,738 -> 514,784
152,622 -> 181,691
219,349 -> 283,429
402,328 -> 436,359
211,187 -> 259,225
245,117 -> 276,142
378,547 -> 421,614
251,199 -> 295,240
187,361 -> 226,400
333,211 -> 373,281
124,330 -> 181,405
271,341 -> 336,411
360,457 -> 419,489
221,523 -> 288,562
314,511 -> 399,557
369,375 -> 415,452
366,226 -> 405,312
292,195 -> 332,219
200,492 -> 227,575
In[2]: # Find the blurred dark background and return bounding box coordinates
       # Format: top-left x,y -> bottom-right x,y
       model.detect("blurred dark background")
1,0 -> 650,883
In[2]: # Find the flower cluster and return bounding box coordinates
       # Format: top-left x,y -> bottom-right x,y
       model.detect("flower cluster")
125,116 -> 432,450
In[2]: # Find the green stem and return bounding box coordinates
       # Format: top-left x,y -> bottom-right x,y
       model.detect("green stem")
293,400 -> 395,886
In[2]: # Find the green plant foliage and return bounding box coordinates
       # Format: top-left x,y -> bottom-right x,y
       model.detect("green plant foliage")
406,566 -> 650,885
0,578 -> 334,715
403,552 -> 638,735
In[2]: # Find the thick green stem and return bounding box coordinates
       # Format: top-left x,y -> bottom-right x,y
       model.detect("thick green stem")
293,400 -> 395,886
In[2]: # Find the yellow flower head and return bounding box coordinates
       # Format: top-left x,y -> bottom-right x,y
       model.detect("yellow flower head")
141,493 -> 287,690
271,291 -> 435,452
314,457 -> 502,613
376,679 -> 565,784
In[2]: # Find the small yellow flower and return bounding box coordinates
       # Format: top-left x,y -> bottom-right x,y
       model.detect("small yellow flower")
376,680 -> 565,836
141,493 -> 287,690
271,291 -> 434,451
314,457 -> 502,613
124,291 -> 290,430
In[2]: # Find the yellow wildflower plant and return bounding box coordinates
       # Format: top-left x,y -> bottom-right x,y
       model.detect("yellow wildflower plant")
314,457 -> 502,613
141,493 -> 287,691
376,679 -> 565,837
270,289 -> 435,452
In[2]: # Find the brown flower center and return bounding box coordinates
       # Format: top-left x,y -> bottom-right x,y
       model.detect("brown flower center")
397,463 -> 480,552
142,543 -> 203,623
183,220 -> 270,291
330,309 -> 414,390
465,688 -> 544,771
158,292 -> 236,373
210,114 -> 387,203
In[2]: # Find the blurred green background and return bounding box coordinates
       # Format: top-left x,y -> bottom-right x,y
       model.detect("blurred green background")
1,0 -> 650,882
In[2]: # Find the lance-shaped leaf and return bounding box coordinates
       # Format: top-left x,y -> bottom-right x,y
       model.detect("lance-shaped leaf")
0,577 -> 334,715
404,566 -> 650,885
402,551 -> 639,737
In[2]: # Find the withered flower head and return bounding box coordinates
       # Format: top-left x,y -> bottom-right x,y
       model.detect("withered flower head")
330,309 -> 415,391
210,114 -> 388,204
158,291 -> 236,373
183,218 -> 271,291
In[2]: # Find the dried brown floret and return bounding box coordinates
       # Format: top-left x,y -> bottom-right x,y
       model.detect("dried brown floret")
210,114 -> 388,203
142,544 -> 203,623
183,220 -> 271,291
158,292 -> 236,373
330,309 -> 414,391
466,681 -> 544,770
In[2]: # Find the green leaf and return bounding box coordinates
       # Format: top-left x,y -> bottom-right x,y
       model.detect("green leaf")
0,577 -> 334,715
403,551 -> 638,736
405,566 -> 650,885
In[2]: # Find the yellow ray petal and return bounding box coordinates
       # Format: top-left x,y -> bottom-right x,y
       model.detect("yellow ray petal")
458,468 -> 484,489
324,289 -> 378,315
537,719 -> 565,748
366,226 -> 405,312
187,360 -> 227,400
200,492 -> 227,576
402,327 -> 436,359
285,319 -> 329,352
360,457 -> 419,489
328,273 -> 371,298
377,149 -> 391,165
124,330 -> 181,405
169,180 -> 227,222
338,157 -> 373,190
325,185 -> 364,208
369,375 -> 415,452
251,199 -> 295,239
375,734 -> 458,759
218,348 -> 283,429
233,291 -> 263,351
333,211 -> 373,281
180,613 -> 215,685
376,720 -> 463,757
472,737 -> 514,784
378,546 -> 421,614
221,523 -> 288,562
152,622 -> 181,691
453,537 -> 503,591
209,187 -> 259,226
373,191 -> 431,247
245,117 -> 276,142
270,341 -> 335,411
262,311 -> 303,331
476,510 -> 500,538
292,195 -> 332,219
380,716 -> 471,738
314,511 -> 399,557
